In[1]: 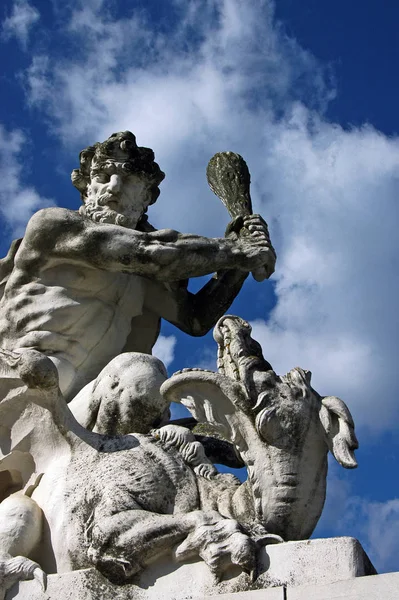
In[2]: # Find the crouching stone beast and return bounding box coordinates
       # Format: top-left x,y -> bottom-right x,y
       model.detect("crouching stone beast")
0,315 -> 357,596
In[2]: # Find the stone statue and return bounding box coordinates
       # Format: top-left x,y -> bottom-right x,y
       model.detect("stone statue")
162,315 -> 358,541
0,316 -> 357,597
0,134 -> 359,599
0,132 -> 276,403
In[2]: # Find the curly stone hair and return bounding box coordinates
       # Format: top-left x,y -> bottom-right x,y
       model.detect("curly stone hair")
71,131 -> 165,204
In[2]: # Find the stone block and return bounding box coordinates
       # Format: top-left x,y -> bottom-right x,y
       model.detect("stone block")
204,590 -> 285,600
6,564 -> 281,600
6,537 -> 376,600
288,571 -> 399,599
6,569 -> 112,600
256,536 -> 376,588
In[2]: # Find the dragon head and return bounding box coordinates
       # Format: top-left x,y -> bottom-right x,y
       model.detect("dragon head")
213,315 -> 274,400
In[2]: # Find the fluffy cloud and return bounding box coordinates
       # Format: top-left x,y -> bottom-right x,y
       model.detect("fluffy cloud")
0,125 -> 54,237
317,468 -> 399,573
250,114 -> 399,431
361,499 -> 399,573
23,0 -> 331,237
152,334 -> 177,370
20,0 -> 399,432
1,0 -> 39,48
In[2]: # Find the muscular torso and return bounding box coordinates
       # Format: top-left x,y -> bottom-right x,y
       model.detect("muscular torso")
0,210 -> 166,395
0,261 -> 145,367
0,206 -> 246,397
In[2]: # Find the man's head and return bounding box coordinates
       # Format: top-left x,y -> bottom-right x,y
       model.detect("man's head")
71,131 -> 165,228
89,352 -> 170,436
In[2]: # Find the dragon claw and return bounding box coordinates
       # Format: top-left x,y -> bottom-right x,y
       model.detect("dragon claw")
0,555 -> 47,598
256,533 -> 284,546
33,566 -> 47,590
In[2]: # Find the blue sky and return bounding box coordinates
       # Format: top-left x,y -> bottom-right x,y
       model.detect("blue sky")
1,0 -> 399,574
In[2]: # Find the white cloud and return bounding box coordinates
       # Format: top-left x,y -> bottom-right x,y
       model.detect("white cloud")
152,334 -> 177,370
0,125 -> 54,236
18,0 -> 399,433
250,113 -> 399,431
1,0 -> 39,49
361,499 -> 399,573
23,0 -> 330,238
317,468 -> 399,573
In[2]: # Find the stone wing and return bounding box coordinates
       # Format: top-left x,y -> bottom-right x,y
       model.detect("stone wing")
161,369 -> 249,445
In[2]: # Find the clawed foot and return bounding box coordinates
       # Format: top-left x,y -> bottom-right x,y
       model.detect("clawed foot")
174,518 -> 256,582
0,555 -> 46,599
246,522 -> 284,547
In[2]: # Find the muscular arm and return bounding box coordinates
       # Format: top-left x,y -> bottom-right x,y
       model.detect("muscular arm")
186,269 -> 248,336
21,208 -> 270,282
143,215 -> 276,336
144,269 -> 248,337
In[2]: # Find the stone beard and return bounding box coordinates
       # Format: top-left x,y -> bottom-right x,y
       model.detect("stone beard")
77,155 -> 159,229
79,194 -> 133,228
0,132 -> 365,600
0,314 -> 360,598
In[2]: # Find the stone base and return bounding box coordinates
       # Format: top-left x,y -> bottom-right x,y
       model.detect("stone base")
203,573 -> 399,599
257,535 -> 376,588
287,572 -> 399,599
6,537 -> 377,599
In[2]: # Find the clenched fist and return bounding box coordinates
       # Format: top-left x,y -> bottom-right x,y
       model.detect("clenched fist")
243,215 -> 276,280
227,214 -> 276,280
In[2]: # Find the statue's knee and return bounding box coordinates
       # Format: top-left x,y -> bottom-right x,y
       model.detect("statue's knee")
0,493 -> 42,557
92,353 -> 170,435
102,352 -> 167,379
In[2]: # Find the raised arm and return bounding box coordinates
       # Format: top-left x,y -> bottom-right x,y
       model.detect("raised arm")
143,215 -> 276,336
20,208 -> 273,282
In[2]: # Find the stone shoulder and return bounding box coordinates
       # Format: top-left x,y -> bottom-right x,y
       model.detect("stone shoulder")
23,207 -> 84,251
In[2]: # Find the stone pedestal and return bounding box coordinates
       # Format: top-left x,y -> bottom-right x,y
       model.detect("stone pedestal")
287,572 -> 399,599
257,536 -> 376,588
6,537 -> 378,599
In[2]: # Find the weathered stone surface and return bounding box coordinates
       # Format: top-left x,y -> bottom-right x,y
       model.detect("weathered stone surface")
7,538 -> 376,599
0,131 -> 363,598
257,537 -> 376,589
162,316 -> 358,541
6,563 -> 283,600
0,314 -> 360,595
206,151 -> 271,281
14,571 -> 399,600
0,131 -> 275,404
204,591 -> 285,600
288,572 -> 399,599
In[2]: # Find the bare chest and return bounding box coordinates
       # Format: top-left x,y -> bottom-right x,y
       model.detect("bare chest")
39,262 -> 143,304
0,263 -> 147,357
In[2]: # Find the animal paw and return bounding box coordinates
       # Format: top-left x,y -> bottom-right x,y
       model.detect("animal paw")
0,555 -> 46,599
174,518 -> 256,581
246,522 -> 284,546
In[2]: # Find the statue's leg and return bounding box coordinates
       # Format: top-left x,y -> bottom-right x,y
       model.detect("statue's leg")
87,505 -> 256,584
0,492 -> 46,599
69,352 -> 170,435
